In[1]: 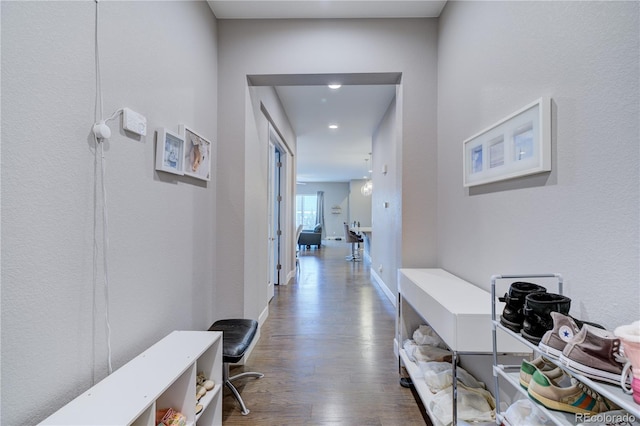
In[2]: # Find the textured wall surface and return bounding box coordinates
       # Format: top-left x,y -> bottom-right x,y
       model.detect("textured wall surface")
349,179 -> 373,228
5,3 -> 636,424
437,1 -> 639,328
372,97 -> 401,295
1,2 -> 218,424
217,18 -> 439,320
244,85 -> 297,315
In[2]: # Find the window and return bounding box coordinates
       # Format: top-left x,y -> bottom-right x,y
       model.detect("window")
296,194 -> 317,230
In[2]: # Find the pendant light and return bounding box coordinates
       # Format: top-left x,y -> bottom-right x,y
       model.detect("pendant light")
361,154 -> 373,197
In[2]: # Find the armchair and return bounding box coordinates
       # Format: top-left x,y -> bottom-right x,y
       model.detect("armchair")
298,223 -> 322,249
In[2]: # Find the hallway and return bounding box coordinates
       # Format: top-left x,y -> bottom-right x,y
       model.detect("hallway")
221,241 -> 428,425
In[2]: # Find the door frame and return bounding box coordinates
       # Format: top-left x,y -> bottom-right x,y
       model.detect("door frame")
267,123 -> 291,301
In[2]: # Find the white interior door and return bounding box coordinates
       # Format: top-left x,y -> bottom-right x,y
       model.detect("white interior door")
267,140 -> 277,301
267,121 -> 292,301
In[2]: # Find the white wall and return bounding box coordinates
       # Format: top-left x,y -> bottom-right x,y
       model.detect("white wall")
1,2 -> 218,424
217,18 -> 439,320
245,86 -> 297,313
297,182 -> 350,239
348,179 -> 373,228
371,95 -> 401,296
437,1 -> 639,328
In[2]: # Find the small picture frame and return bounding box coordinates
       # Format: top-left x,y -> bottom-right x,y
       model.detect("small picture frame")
463,97 -> 551,187
156,128 -> 185,175
179,125 -> 212,181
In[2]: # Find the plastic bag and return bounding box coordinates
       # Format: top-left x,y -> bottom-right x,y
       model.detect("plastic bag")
418,361 -> 485,392
413,325 -> 446,348
503,399 -> 553,425
429,383 -> 495,426
414,345 -> 452,363
403,339 -> 418,362
404,338 -> 452,364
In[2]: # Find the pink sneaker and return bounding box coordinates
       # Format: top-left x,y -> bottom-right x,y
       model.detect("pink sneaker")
614,320 -> 640,403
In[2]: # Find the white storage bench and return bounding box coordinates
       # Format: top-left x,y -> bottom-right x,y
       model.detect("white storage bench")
396,268 -> 526,425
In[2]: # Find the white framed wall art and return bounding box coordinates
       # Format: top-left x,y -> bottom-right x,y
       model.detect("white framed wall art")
179,124 -> 212,181
156,128 -> 185,176
463,97 -> 551,187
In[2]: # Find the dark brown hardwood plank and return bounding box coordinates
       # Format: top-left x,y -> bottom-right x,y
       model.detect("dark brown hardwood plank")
222,241 -> 428,425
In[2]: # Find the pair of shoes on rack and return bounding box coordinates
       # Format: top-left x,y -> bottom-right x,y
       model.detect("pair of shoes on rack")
538,312 -> 629,388
499,281 -> 571,344
519,357 -> 618,415
499,282 -> 547,333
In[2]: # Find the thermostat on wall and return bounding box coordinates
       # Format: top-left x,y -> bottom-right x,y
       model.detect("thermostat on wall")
123,107 -> 147,136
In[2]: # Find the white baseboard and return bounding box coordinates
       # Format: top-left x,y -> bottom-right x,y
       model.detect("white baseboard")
258,304 -> 269,326
240,306 -> 269,365
370,268 -> 396,307
285,268 -> 296,285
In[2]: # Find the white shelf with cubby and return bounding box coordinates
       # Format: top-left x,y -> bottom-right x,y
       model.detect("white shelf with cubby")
40,330 -> 223,426
491,274 -> 640,426
397,268 -> 528,425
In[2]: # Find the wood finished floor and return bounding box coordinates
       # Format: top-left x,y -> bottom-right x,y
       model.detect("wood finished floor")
221,241 -> 429,425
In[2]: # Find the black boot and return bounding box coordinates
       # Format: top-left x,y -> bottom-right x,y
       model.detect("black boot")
521,292 -> 571,344
499,282 -> 547,333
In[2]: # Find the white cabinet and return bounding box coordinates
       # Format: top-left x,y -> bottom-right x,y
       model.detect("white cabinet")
397,268 -> 527,425
490,274 -> 640,426
40,331 -> 223,426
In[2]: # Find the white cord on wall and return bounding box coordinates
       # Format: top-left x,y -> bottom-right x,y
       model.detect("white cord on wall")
93,0 -> 114,378
92,0 -> 140,380
94,0 -> 103,123
92,134 -> 113,378
99,141 -> 113,376
92,132 -> 99,385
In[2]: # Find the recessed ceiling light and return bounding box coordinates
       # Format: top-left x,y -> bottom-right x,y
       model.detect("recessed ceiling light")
328,124 -> 338,129
328,84 -> 342,90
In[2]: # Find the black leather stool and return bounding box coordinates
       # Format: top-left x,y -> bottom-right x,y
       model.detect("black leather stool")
208,319 -> 263,415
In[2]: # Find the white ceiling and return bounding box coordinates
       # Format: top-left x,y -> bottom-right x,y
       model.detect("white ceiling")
277,85 -> 397,182
208,1 -> 447,20
208,1 -> 446,182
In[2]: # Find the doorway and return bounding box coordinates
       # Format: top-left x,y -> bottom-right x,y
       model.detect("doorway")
248,73 -> 402,311
267,125 -> 287,301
